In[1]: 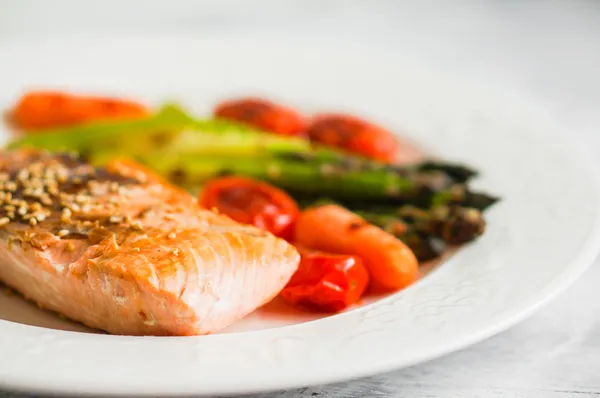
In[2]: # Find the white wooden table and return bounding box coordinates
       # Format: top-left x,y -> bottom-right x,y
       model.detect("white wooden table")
1,1 -> 600,397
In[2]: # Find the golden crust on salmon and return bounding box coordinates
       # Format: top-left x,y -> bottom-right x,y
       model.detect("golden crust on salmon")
0,149 -> 300,336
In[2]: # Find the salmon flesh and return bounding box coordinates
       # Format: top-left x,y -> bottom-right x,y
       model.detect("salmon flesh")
0,150 -> 300,336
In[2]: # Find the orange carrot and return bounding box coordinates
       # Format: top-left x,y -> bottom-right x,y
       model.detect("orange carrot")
294,204 -> 418,292
8,91 -> 150,131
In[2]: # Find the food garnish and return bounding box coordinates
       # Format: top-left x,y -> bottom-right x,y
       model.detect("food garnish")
214,97 -> 306,137
7,90 -> 149,131
2,90 -> 500,321
199,176 -> 299,240
306,113 -> 399,162
281,246 -> 369,312
295,204 -> 419,292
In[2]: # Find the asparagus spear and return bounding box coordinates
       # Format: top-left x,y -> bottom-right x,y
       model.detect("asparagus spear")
395,205 -> 487,245
86,144 -> 497,212
8,103 -> 498,210
7,104 -> 194,154
292,182 -> 498,212
335,202 -> 487,245
7,105 -> 327,161
397,231 -> 446,262
9,104 -> 481,181
126,152 -> 417,198
357,206 -> 486,261
413,161 -> 478,183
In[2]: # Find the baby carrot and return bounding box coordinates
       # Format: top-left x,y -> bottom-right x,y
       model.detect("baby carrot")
294,204 -> 419,292
8,91 -> 150,131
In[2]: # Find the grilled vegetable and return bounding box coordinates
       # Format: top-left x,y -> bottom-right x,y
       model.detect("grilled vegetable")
296,196 -> 490,262
294,204 -> 419,292
281,246 -> 369,312
214,97 -> 306,137
356,205 -> 486,259
199,176 -> 299,240
8,90 -> 150,131
7,104 -> 193,157
8,104 -> 499,214
306,113 -> 399,162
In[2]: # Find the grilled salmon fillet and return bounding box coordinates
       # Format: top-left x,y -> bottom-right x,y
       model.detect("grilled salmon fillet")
0,149 -> 299,336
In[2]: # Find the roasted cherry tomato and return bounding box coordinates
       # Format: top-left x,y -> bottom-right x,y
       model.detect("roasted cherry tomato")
306,114 -> 399,162
199,176 -> 299,240
214,98 -> 306,137
281,247 -> 369,312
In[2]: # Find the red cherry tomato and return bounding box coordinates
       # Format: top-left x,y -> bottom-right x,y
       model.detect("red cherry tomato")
214,98 -> 306,137
306,114 -> 399,162
199,176 -> 299,240
281,247 -> 369,312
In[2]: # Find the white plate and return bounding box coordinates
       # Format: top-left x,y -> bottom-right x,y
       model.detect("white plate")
0,34 -> 599,397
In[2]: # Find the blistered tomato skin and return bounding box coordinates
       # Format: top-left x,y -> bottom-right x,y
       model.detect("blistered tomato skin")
214,98 -> 306,137
199,176 -> 299,240
281,248 -> 369,312
306,114 -> 399,162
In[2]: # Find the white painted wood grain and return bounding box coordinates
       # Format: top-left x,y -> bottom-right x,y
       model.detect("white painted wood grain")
1,1 -> 600,397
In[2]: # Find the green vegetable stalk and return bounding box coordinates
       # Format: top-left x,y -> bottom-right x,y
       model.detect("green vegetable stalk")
7,102 -> 499,211
8,105 -> 327,162
126,152 -> 416,199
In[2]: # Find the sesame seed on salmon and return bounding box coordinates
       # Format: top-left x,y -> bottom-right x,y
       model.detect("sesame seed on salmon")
0,149 -> 300,336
